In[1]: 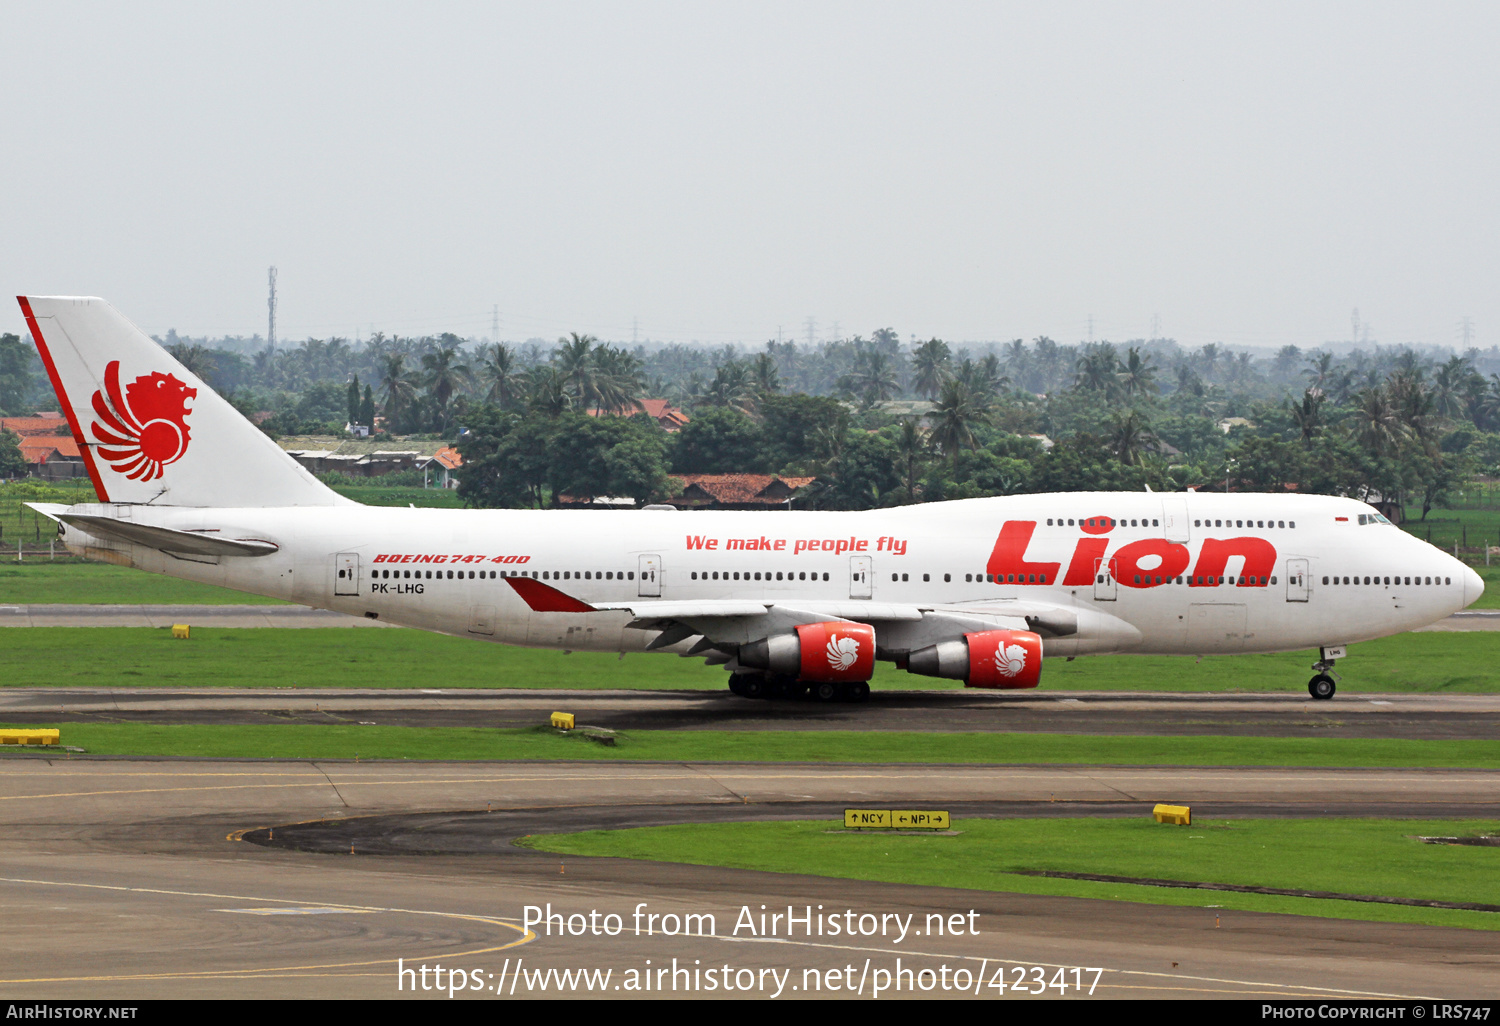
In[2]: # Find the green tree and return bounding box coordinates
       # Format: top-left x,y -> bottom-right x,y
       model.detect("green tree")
759,393 -> 847,470
671,406 -> 764,473
0,429 -> 25,478
0,334 -> 36,413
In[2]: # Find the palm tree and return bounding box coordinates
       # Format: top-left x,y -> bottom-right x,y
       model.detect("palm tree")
895,419 -> 929,502
751,352 -> 780,396
1304,350 -> 1334,393
1109,408 -> 1156,466
1197,343 -> 1223,382
843,349 -> 901,407
700,361 -> 757,413
1287,390 -> 1325,443
1432,356 -> 1471,420
911,339 -> 951,399
379,354 -> 417,430
554,332 -> 599,409
1073,345 -> 1118,395
929,379 -> 992,455
1032,336 -> 1064,392
477,343 -> 520,409
166,342 -> 217,383
1116,347 -> 1159,399
526,366 -> 572,415
422,345 -> 472,429
1350,387 -> 1409,457
591,345 -> 646,415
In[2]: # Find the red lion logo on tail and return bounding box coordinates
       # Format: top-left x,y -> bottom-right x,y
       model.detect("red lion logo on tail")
90,360 -> 197,481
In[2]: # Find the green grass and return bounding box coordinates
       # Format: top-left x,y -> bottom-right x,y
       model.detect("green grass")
522,817 -> 1500,932
17,723 -> 1500,768
0,627 -> 728,689
0,563 -> 289,605
1,625 -> 1496,693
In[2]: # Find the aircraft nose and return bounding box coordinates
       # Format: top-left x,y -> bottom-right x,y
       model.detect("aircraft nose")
1464,565 -> 1485,609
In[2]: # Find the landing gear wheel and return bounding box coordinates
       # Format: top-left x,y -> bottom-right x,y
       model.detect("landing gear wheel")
845,681 -> 871,702
813,682 -> 840,702
1308,674 -> 1336,700
729,674 -> 767,699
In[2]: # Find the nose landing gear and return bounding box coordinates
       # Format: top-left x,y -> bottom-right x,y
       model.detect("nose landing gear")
1307,646 -> 1344,700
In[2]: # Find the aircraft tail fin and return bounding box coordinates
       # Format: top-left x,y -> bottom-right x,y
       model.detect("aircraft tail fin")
18,296 -> 351,507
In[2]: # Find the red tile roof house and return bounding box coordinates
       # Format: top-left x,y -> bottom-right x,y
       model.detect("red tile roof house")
584,399 -> 690,432
561,474 -> 816,510
0,415 -> 88,480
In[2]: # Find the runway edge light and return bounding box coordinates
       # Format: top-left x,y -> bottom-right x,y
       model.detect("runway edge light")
1153,804 -> 1191,826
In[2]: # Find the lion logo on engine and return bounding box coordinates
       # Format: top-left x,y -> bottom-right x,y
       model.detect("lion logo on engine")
995,642 -> 1028,677
826,634 -> 860,672
90,360 -> 197,482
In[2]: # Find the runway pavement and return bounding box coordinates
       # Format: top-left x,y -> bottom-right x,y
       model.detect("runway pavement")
0,757 -> 1497,999
3,603 -> 1498,630
6,685 -> 1500,738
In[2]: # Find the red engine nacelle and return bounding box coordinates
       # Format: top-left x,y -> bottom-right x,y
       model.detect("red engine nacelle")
739,621 -> 877,682
906,629 -> 1043,689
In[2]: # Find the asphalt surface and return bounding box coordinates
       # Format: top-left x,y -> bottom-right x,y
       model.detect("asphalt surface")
6,686 -> 1500,739
2,603 -> 1498,630
0,758 -> 1497,999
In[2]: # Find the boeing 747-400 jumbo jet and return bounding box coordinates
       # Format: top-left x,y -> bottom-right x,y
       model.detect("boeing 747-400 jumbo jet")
16,296 -> 1485,701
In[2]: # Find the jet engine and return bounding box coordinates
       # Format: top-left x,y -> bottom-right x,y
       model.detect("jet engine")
907,629 -> 1043,689
739,621 -> 876,682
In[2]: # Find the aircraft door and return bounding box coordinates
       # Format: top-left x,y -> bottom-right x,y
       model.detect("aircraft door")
639,554 -> 661,597
1093,557 -> 1118,601
1285,558 -> 1310,602
335,552 -> 360,596
850,555 -> 872,599
468,605 -> 496,636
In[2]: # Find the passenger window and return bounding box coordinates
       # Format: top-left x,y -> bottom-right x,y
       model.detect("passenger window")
923,573 -> 930,582
823,573 -> 830,581
944,573 -> 950,582
902,573 -> 909,582
966,574 -> 973,582
891,573 -> 899,582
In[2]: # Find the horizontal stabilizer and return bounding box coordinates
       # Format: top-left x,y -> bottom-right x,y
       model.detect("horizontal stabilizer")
57,513 -> 279,556
24,503 -> 68,521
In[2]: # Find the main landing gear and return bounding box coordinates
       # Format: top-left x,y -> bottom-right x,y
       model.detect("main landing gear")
1307,647 -> 1344,700
728,673 -> 869,702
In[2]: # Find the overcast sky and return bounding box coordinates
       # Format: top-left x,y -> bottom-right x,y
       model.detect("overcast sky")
2,1 -> 1496,351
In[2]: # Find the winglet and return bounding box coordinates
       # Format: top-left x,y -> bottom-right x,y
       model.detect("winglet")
504,576 -> 598,613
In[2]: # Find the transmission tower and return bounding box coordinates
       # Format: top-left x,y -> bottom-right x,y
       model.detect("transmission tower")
267,267 -> 278,349
805,316 -> 817,348
492,305 -> 500,343
1460,316 -> 1475,349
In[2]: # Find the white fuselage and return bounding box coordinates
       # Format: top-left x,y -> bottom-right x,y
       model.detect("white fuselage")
58,491 -> 1482,673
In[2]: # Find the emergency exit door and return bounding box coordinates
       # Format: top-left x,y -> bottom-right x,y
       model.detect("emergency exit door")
850,555 -> 872,599
335,553 -> 359,596
638,554 -> 661,597
1285,558 -> 1310,602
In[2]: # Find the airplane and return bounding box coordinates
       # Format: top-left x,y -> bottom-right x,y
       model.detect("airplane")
15,295 -> 1485,702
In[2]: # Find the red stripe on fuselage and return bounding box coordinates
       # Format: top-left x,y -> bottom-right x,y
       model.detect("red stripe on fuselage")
504,576 -> 598,613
